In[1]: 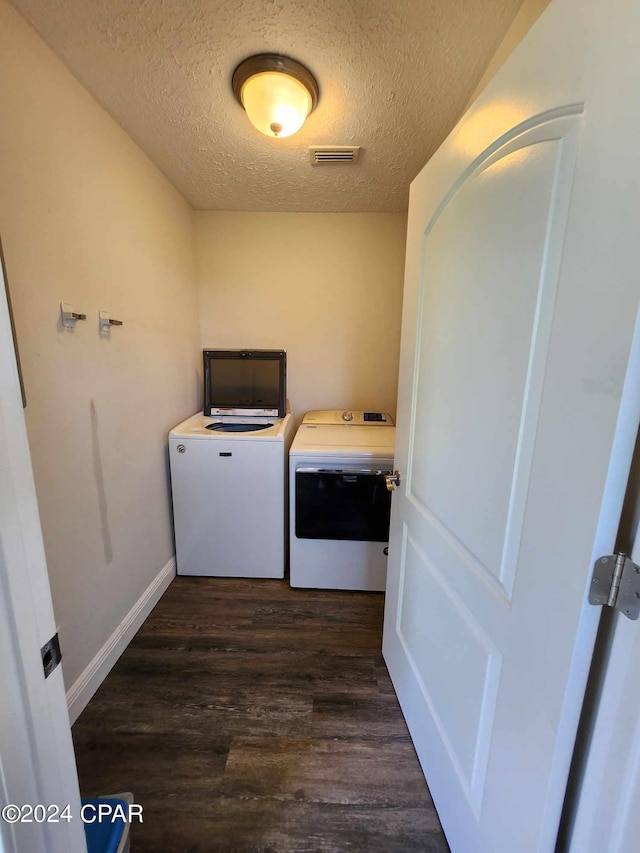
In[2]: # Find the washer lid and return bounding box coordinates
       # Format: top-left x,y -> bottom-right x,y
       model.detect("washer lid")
169,412 -> 291,440
302,410 -> 394,426
290,423 -> 396,457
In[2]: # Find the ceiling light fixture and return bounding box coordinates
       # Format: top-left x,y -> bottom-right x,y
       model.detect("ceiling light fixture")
232,53 -> 319,139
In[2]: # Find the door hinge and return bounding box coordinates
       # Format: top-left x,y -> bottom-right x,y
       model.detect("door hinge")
41,633 -> 62,678
589,553 -> 640,620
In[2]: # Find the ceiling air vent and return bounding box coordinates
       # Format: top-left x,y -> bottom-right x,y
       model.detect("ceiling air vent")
309,145 -> 361,165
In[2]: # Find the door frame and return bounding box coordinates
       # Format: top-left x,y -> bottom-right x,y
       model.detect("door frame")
564,322 -> 640,851
0,252 -> 86,852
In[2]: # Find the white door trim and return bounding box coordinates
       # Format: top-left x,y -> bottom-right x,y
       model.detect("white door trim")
566,321 -> 640,851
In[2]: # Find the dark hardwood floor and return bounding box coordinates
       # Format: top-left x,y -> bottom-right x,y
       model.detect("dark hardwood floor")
72,578 -> 449,852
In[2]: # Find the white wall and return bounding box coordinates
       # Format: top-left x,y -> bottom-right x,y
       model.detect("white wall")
0,0 -> 199,693
467,0 -> 552,107
196,212 -> 407,420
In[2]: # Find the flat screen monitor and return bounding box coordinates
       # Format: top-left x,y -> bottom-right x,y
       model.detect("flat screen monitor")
203,349 -> 286,418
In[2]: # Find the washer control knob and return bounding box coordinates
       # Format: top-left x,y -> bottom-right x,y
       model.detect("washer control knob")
177,444 -> 186,454
342,411 -> 354,422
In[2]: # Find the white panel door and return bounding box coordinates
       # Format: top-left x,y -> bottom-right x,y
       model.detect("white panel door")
383,0 -> 640,851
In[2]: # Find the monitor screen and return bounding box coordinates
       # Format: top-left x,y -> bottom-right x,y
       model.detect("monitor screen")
203,350 -> 286,417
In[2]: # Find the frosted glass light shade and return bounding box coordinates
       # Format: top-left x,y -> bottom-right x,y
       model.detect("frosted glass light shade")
241,72 -> 311,138
232,54 -> 319,140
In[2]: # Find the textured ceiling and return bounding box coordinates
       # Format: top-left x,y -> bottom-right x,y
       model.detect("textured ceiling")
10,0 -> 523,212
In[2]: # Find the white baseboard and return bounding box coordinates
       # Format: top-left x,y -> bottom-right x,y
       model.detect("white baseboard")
66,556 -> 176,724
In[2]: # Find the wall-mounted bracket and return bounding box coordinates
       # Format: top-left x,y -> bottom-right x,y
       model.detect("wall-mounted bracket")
60,302 -> 86,328
99,310 -> 123,333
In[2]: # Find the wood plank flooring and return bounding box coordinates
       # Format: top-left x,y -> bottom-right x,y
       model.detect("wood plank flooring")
72,578 -> 449,852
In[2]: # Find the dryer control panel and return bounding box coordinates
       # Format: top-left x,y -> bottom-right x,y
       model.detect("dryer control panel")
301,410 -> 394,426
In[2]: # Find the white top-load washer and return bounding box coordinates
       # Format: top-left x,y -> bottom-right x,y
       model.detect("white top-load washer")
170,348 -> 293,578
289,410 -> 395,591
170,412 -> 295,577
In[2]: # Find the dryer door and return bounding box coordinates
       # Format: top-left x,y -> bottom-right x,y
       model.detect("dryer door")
295,467 -> 392,542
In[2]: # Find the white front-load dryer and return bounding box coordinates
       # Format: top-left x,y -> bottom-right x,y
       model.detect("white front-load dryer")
169,412 -> 295,577
289,410 -> 395,591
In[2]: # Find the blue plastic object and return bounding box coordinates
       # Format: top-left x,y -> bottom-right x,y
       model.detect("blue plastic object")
81,798 -> 126,853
